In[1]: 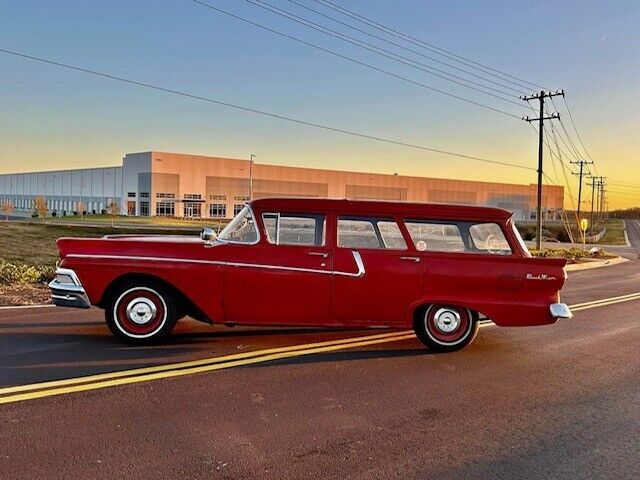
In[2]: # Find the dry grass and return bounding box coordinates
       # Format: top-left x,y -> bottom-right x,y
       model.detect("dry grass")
0,221 -> 195,267
0,283 -> 51,306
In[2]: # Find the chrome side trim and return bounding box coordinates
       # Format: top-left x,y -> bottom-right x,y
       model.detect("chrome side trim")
66,250 -> 366,278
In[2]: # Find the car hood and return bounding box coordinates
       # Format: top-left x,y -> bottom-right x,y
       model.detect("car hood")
55,234 -> 217,262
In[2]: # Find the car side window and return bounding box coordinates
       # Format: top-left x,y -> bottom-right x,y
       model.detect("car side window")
262,213 -> 325,246
469,223 -> 512,255
337,217 -> 407,250
404,221 -> 465,252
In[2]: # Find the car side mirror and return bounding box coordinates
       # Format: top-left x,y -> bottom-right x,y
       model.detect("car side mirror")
200,228 -> 217,245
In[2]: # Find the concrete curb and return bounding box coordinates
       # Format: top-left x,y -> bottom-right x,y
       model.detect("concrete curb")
565,256 -> 629,272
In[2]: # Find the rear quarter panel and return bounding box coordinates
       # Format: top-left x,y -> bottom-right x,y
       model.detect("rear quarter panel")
410,253 -> 567,327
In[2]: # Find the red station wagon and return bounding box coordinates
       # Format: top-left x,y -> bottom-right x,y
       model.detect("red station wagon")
49,198 -> 572,351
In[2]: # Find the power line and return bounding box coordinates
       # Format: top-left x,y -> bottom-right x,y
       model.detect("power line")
287,0 -> 524,95
0,47 -> 535,171
240,0 -> 523,107
192,0 -> 522,118
313,0 -> 546,92
562,96 -> 596,164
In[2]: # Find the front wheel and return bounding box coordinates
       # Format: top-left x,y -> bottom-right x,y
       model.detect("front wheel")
105,282 -> 179,344
414,304 -> 479,352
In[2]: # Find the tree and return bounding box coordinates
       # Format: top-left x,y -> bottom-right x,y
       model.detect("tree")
106,200 -> 120,227
1,199 -> 15,221
34,196 -> 48,218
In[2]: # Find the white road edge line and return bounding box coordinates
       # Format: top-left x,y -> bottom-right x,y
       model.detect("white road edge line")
0,304 -> 55,311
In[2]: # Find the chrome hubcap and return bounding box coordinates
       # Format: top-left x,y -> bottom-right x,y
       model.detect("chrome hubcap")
433,308 -> 461,333
125,298 -> 156,325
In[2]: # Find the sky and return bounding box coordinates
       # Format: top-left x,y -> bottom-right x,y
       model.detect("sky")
1,0 -> 639,208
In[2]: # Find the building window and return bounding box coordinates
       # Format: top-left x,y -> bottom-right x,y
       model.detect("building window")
209,194 -> 226,201
140,201 -> 150,216
127,192 -> 136,198
233,204 -> 245,216
209,203 -> 226,218
140,192 -> 150,198
234,195 -> 250,202
156,202 -> 175,216
156,192 -> 176,199
183,193 -> 202,200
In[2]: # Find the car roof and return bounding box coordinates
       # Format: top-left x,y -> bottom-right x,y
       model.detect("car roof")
250,197 -> 513,221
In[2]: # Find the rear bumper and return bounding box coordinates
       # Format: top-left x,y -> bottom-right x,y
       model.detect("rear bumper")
550,303 -> 573,319
48,268 -> 91,309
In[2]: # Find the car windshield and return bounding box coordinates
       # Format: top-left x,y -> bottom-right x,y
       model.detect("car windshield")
217,205 -> 258,244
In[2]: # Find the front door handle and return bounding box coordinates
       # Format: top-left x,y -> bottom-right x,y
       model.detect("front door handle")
400,256 -> 421,263
308,252 -> 329,258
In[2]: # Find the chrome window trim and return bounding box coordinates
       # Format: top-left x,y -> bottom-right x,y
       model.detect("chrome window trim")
262,212 -> 281,245
262,211 -> 326,247
66,250 -> 366,278
216,204 -> 260,245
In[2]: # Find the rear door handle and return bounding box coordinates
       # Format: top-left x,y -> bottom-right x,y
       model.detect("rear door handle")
308,252 -> 329,258
400,256 -> 421,262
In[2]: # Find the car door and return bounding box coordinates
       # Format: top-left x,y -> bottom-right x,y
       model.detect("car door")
331,215 -> 423,327
222,211 -> 333,326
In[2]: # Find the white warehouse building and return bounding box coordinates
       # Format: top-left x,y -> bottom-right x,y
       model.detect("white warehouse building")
0,166 -> 122,215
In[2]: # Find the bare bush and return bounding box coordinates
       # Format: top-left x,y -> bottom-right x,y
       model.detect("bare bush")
1,199 -> 15,221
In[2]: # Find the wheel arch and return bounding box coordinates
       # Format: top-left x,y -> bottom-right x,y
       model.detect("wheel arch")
98,272 -> 211,323
407,299 -> 484,327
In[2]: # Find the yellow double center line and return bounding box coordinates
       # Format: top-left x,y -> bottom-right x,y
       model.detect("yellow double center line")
0,330 -> 418,404
1,292 -> 639,405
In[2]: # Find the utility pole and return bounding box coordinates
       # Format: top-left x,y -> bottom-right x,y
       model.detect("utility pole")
587,176 -> 596,236
571,160 -> 593,222
588,176 -> 605,233
599,178 -> 607,222
521,89 -> 564,250
249,154 -> 256,201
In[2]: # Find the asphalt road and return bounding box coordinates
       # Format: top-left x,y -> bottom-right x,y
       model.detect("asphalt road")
1,262 -> 639,479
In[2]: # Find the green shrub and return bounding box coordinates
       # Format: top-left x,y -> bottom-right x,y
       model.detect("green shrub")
0,261 -> 55,284
530,247 -> 614,262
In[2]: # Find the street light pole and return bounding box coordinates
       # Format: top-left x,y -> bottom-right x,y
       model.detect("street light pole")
249,154 -> 255,200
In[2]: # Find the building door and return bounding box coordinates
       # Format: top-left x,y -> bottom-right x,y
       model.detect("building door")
184,202 -> 201,218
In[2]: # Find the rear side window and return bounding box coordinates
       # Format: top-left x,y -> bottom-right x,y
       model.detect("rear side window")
404,220 -> 512,255
262,213 -> 325,246
404,222 -> 465,252
337,217 -> 407,250
469,223 -> 512,255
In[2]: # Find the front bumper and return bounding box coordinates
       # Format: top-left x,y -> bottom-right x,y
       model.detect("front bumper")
550,303 -> 573,319
48,268 -> 91,309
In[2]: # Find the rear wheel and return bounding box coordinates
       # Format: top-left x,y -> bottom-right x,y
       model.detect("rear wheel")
105,282 -> 179,344
414,304 -> 478,352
